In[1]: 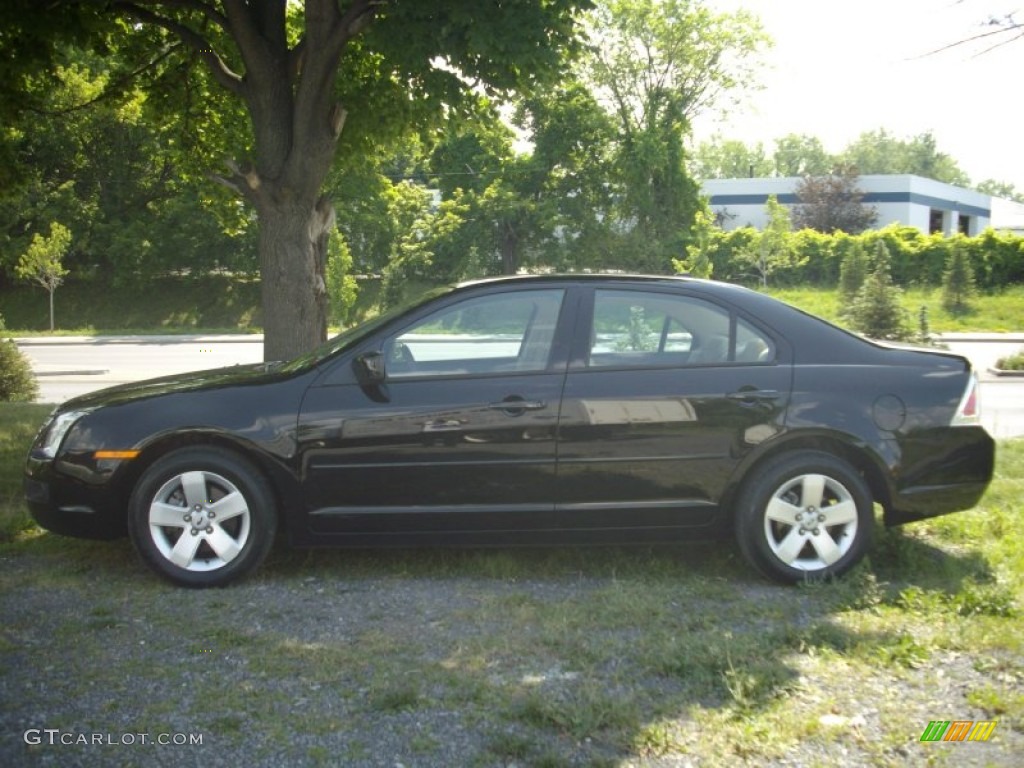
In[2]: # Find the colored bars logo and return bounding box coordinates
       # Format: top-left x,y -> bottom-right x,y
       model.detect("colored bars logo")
920,720 -> 997,742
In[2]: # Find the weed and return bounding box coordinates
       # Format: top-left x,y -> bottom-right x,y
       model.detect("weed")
875,633 -> 930,669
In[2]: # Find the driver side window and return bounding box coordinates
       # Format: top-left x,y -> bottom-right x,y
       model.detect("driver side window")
384,289 -> 564,378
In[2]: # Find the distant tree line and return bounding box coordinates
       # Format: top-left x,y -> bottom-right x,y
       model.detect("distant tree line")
690,128 -> 1024,203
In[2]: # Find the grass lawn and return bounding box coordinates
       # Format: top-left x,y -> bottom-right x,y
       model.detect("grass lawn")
1,400 -> 1021,764
0,275 -> 263,334
768,284 -> 1024,333
0,403 -> 51,540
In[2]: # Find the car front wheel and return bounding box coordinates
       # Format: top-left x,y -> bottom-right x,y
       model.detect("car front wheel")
128,447 -> 276,587
735,451 -> 873,583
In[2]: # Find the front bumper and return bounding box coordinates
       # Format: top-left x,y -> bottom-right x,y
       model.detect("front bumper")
23,457 -> 127,540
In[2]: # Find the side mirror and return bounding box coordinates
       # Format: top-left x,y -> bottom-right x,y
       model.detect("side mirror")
353,351 -> 386,386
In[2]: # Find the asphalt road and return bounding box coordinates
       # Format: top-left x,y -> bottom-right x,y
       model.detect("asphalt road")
14,333 -> 1024,438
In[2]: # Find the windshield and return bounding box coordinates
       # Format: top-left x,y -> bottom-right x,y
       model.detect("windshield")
277,285 -> 454,373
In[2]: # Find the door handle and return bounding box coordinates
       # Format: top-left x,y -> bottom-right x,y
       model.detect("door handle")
486,398 -> 547,415
423,419 -> 463,432
726,388 -> 780,403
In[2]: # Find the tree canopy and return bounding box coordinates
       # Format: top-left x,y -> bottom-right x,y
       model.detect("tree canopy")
3,0 -> 594,360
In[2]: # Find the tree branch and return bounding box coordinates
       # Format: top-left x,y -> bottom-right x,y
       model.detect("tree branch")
17,43 -> 181,116
117,0 -> 229,31
921,14 -> 1023,58
114,2 -> 244,95
210,158 -> 262,203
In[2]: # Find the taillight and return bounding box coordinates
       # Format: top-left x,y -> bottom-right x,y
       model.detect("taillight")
952,372 -> 982,426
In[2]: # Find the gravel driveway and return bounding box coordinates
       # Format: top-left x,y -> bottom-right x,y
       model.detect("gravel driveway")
2,536 -> 1021,768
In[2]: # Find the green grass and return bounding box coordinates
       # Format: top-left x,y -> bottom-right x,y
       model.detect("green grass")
2,407 -> 1022,764
769,284 -> 1024,333
0,403 -> 51,539
0,275 -> 263,334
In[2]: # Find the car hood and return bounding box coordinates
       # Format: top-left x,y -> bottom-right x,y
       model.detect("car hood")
62,362 -> 287,410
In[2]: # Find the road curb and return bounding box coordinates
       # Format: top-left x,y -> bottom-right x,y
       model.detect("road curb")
34,369 -> 110,377
14,334 -> 264,346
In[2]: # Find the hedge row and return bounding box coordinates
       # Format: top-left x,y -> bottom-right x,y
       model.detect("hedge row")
701,225 -> 1024,289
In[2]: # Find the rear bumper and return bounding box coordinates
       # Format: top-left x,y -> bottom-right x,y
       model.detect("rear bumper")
884,427 -> 996,526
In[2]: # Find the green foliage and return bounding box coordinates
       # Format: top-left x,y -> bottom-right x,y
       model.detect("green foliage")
0,403 -> 53,537
694,129 -> 1021,201
673,207 -> 716,278
16,222 -> 70,286
378,182 -> 473,308
0,340 -> 39,403
690,137 -> 773,180
582,0 -> 769,272
995,350 -> 1024,371
772,134 -> 832,177
735,196 -> 803,287
325,234 -> 358,328
838,241 -> 869,303
16,221 -> 71,331
941,245 -> 977,313
0,50 -> 257,285
844,242 -> 912,340
839,129 -> 971,187
617,306 -> 658,352
703,224 -> 1024,291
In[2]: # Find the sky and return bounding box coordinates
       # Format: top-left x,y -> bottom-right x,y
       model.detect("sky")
692,0 -> 1024,189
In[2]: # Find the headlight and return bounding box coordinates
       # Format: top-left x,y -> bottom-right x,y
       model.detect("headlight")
38,409 -> 93,460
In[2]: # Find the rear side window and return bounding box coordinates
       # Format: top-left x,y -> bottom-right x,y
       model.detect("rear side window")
588,289 -> 773,368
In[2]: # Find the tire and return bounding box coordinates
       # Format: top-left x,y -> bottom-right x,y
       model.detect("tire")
734,451 -> 873,584
128,447 -> 276,588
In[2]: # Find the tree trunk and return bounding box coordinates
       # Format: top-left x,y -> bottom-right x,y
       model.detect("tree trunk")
48,287 -> 55,331
258,197 -> 331,363
500,224 -> 520,275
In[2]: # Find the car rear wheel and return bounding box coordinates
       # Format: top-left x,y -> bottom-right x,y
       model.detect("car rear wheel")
128,447 -> 276,587
735,451 -> 873,583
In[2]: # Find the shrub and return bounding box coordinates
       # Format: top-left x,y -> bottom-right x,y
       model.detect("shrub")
995,350 -> 1024,371
941,245 -> 976,313
0,339 -> 40,402
844,242 -> 912,341
838,241 -> 869,303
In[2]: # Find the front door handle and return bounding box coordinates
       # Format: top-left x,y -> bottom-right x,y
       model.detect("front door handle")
726,388 -> 780,403
423,419 -> 463,433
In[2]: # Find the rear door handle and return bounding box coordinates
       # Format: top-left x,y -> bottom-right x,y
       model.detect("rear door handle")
487,397 -> 547,415
726,388 -> 780,402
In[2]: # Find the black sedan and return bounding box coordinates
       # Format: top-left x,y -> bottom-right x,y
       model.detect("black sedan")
24,275 -> 995,587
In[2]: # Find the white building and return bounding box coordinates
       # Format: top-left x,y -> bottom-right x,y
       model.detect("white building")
702,174 -> 1003,237
991,197 -> 1024,236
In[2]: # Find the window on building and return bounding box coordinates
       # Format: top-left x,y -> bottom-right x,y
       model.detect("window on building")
959,216 -> 971,236
929,209 -> 943,234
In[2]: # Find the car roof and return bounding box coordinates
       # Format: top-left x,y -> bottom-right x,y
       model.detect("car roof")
455,273 -> 785,319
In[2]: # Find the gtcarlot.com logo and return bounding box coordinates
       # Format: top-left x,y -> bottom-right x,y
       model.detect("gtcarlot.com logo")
24,729 -> 203,747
